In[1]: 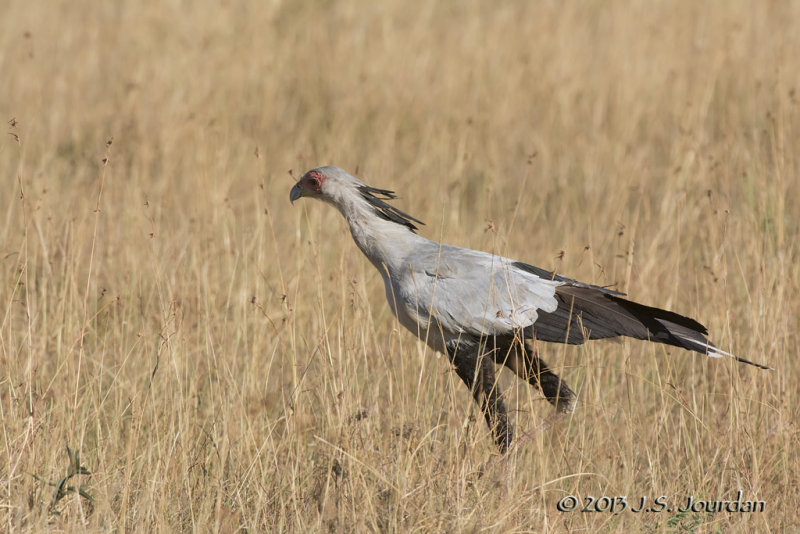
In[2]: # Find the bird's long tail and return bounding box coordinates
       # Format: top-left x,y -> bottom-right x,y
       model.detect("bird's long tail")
532,285 -> 772,370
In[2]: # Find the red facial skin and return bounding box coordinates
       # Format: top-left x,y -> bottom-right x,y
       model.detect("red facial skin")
304,170 -> 327,195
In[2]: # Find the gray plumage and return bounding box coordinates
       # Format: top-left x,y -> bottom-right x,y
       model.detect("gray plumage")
290,166 -> 771,452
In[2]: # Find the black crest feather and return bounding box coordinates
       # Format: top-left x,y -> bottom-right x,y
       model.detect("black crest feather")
358,185 -> 425,232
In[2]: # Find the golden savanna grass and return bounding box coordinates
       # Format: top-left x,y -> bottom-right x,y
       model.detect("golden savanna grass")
1,1 -> 797,531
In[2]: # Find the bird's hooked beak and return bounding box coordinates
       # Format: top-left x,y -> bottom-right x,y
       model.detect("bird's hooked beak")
289,184 -> 303,204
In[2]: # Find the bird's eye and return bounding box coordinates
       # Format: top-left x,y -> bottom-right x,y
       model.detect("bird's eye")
308,177 -> 320,189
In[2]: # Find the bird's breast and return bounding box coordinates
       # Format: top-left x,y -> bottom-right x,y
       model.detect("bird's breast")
378,270 -> 451,352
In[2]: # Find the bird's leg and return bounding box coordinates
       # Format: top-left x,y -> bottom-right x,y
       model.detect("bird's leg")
449,345 -> 513,453
501,340 -> 577,414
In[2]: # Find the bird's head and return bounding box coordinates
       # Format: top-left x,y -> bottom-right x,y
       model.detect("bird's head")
289,166 -> 425,232
289,166 -> 357,206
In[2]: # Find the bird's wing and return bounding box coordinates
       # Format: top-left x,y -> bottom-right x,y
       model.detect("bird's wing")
399,244 -> 563,338
393,241 -> 771,369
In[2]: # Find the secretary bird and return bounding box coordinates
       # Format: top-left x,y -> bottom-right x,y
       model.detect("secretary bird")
289,166 -> 771,452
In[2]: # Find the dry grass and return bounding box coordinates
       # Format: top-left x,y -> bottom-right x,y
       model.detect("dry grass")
1,1 -> 797,531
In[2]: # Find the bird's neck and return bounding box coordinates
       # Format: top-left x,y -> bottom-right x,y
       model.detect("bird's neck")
339,200 -> 423,273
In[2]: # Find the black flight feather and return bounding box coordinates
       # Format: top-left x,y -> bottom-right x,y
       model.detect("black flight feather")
512,261 -> 626,296
532,285 -> 710,347
531,285 -> 770,369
